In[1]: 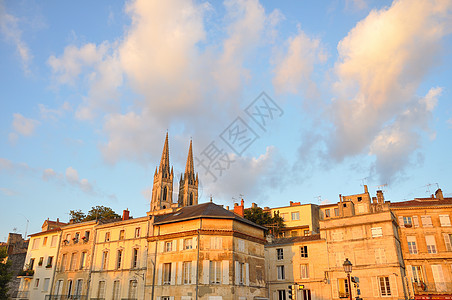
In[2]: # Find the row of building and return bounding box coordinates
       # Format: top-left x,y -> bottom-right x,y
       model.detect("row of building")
6,135 -> 452,300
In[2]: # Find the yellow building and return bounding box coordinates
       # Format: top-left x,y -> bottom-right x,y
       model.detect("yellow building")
390,188 -> 452,299
268,202 -> 320,237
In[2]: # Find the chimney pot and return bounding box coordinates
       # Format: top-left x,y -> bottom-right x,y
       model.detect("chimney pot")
122,209 -> 130,221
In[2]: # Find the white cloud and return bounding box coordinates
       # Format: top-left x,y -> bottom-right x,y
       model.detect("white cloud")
11,113 -> 39,136
273,28 -> 327,96
0,2 -> 32,73
39,102 -> 71,120
65,166 -> 80,184
42,168 -> 57,181
0,187 -> 17,196
323,0 -> 452,183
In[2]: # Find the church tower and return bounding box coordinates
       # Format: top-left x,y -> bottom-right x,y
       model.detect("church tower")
151,133 -> 174,211
178,140 -> 198,207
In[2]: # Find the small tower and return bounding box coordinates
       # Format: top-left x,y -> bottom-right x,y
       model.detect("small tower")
178,139 -> 198,207
151,133 -> 174,211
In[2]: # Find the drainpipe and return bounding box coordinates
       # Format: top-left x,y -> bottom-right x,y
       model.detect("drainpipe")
49,230 -> 63,298
195,219 -> 202,300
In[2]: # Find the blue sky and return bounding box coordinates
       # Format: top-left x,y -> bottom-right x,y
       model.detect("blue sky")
1,0 -> 451,241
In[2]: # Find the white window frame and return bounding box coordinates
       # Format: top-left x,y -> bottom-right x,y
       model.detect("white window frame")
277,248 -> 284,260
378,276 -> 392,296
439,215 -> 451,227
371,227 -> 383,238
210,261 -> 221,284
407,236 -> 418,254
277,265 -> 285,280
425,235 -> 437,254
291,212 -> 300,220
300,264 -> 309,279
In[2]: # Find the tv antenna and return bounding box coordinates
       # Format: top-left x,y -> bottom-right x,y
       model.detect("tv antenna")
375,184 -> 388,192
314,196 -> 322,204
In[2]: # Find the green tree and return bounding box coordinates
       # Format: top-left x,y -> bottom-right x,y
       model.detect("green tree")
69,206 -> 120,223
243,207 -> 285,236
0,247 -> 12,299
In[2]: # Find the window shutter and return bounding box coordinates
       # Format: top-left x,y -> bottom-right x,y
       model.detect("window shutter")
202,260 -> 209,284
170,297 -> 174,300
218,237 -> 222,249
413,216 -> 419,227
235,261 -> 240,285
331,279 -> 338,298
171,263 -> 176,285
191,261 -> 197,284
440,215 -> 451,227
398,216 -> 404,228
443,233 -> 452,251
245,263 -> 249,286
180,239 -> 184,251
157,264 -> 163,285
390,275 -> 398,297
171,240 -> 176,252
159,241 -> 164,253
177,262 -> 182,285
372,277 -> 379,297
193,236 -> 197,249
157,297 -> 161,300
222,260 -> 229,284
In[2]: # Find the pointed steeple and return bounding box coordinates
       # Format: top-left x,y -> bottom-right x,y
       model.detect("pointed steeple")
185,139 -> 194,175
159,132 -> 170,174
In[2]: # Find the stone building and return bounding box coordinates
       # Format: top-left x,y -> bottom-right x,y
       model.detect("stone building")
390,188 -> 452,299
4,233 -> 29,299
147,201 -> 268,300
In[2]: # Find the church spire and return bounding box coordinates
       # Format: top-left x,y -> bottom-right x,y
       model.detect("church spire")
178,139 -> 198,207
159,132 -> 170,174
185,139 -> 194,175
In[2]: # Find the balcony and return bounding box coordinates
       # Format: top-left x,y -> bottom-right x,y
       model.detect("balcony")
17,270 -> 34,277
413,281 -> 452,294
45,295 -> 87,300
13,291 -> 29,299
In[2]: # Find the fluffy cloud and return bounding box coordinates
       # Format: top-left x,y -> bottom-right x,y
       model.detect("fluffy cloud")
9,113 -> 40,143
0,3 -> 32,73
39,102 -> 71,120
273,29 -> 327,96
325,0 -> 452,183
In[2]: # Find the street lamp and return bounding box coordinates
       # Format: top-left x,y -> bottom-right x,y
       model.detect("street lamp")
343,258 -> 353,300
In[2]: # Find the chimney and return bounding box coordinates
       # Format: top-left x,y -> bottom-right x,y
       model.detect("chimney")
372,197 -> 377,204
290,201 -> 293,206
435,188 -> 444,200
252,203 -> 257,208
234,200 -> 244,217
122,209 -> 130,221
226,206 -> 229,211
376,190 -> 384,204
364,185 -> 368,193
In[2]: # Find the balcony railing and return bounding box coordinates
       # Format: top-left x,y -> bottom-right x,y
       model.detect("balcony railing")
45,295 -> 87,300
13,291 -> 29,299
17,270 -> 34,277
413,282 -> 452,294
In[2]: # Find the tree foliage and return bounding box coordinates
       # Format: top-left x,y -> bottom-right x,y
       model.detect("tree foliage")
69,206 -> 121,223
243,207 -> 285,236
0,247 -> 12,298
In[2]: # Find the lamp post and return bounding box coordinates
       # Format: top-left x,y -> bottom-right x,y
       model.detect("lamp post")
343,258 -> 353,300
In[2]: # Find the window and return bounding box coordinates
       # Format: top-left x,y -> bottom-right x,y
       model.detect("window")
165,241 -> 172,252
43,237 -> 48,246
325,209 -> 330,218
371,227 -> 383,237
277,265 -> 285,280
338,278 -> 349,298
70,252 -> 77,270
357,196 -> 362,202
80,252 -> 87,269
444,233 -> 452,251
135,227 -> 141,238
163,263 -> 172,285
411,266 -> 425,285
183,261 -> 192,284
375,248 -> 386,264
237,239 -> 245,252
421,215 -> 432,227
379,276 -> 391,296
334,208 -> 339,216
163,186 -> 168,201
67,280 -> 73,297
60,255 -> 66,271
304,230 -> 310,236
74,279 -> 83,296
117,250 -> 123,269
65,234 -> 71,241
38,257 -> 44,266
277,290 -> 286,300
119,230 -> 125,240
184,238 -> 193,250
277,248 -> 284,260
32,238 -> 40,249
74,232 -> 80,242
34,278 -> 40,288
291,212 -> 300,220
128,280 -> 137,299
210,261 -> 221,284
132,248 -> 138,268
83,231 -> 90,241
46,256 -> 53,268
50,236 -> 57,247
29,258 -> 35,270
105,232 -> 110,242
112,280 -> 120,300
211,237 -> 222,249
407,236 -> 418,254
42,278 -> 50,292
54,280 -> 62,295
439,215 -> 451,227
426,236 -> 437,254
189,192 -> 194,205
403,216 -> 413,227
300,264 -> 309,279
101,251 -> 108,270
300,246 -> 308,258
97,281 -> 106,299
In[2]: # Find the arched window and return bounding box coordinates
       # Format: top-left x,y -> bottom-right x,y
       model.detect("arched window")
189,193 -> 193,206
163,186 -> 167,201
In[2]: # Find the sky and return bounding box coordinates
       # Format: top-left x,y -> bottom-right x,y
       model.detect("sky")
1,0 -> 451,242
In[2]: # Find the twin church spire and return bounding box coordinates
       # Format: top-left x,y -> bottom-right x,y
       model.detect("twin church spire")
150,133 -> 198,212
